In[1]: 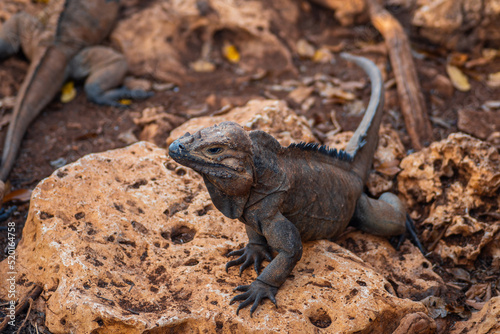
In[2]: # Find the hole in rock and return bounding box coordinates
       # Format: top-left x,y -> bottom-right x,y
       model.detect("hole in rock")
171,226 -> 196,244
40,211 -> 54,220
308,307 -> 332,328
165,162 -> 177,170
184,258 -> 199,266
176,167 -> 187,176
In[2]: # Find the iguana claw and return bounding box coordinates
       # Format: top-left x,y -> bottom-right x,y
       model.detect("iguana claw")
226,243 -> 273,275
230,280 -> 278,316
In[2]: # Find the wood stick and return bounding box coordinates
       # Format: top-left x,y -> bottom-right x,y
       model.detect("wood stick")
0,285 -> 42,332
365,0 -> 433,150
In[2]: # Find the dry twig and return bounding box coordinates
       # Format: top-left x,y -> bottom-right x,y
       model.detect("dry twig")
365,0 -> 433,150
0,285 -> 42,332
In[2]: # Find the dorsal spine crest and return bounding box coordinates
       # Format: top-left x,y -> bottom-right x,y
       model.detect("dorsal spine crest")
287,142 -> 353,162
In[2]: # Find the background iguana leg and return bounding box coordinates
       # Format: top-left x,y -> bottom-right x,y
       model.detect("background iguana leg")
68,46 -> 153,107
0,12 -> 40,60
350,192 -> 407,236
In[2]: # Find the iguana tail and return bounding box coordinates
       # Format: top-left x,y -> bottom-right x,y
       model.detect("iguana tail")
0,0 -> 120,181
341,53 -> 384,183
0,46 -> 70,181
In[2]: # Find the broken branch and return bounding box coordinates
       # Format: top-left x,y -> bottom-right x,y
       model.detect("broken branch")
365,0 -> 433,150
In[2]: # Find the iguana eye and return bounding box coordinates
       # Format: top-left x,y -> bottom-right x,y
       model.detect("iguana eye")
206,147 -> 223,154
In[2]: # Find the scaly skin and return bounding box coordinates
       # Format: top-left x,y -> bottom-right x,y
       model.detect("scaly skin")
0,0 -> 152,181
169,54 -> 423,316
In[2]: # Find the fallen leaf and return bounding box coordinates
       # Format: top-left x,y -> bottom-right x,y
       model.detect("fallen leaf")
60,81 -> 77,103
486,72 -> 500,88
483,101 -> 500,110
288,86 -> 314,104
375,160 -> 401,176
120,99 -> 132,105
152,82 -> 175,91
190,59 -> 215,72
118,129 -> 138,145
0,96 -> 15,109
446,267 -> 471,282
420,296 -> 448,319
482,48 -> 499,59
301,96 -> 316,112
312,47 -> 333,63
296,39 -> 315,59
3,189 -> 32,203
446,64 -> 470,92
465,300 -> 486,310
319,83 -> 356,100
223,43 -> 240,63
449,52 -> 468,66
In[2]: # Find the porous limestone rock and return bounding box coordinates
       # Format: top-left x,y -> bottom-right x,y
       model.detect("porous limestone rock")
398,133 -> 500,267
0,142 -> 431,333
338,231 -> 445,300
167,99 -> 317,147
450,297 -> 500,334
412,0 -> 500,50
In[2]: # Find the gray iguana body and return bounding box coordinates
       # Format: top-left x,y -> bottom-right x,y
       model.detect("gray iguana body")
0,0 -> 151,181
169,53 -> 421,315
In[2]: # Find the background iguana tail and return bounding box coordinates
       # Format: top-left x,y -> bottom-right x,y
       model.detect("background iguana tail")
0,0 -> 120,181
341,53 -> 384,183
0,46 -> 70,181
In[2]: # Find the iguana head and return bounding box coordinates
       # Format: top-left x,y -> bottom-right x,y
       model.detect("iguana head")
168,122 -> 254,218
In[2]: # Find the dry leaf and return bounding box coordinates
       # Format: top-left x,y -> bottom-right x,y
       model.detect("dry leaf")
420,296 -> 448,319
190,60 -> 215,72
288,86 -> 314,104
60,81 -> 77,103
465,300 -> 486,310
446,64 -> 471,92
486,72 -> 500,88
312,47 -> 333,63
223,43 -> 240,63
375,160 -> 401,176
296,39 -> 315,59
319,83 -> 356,100
3,189 -> 32,203
449,52 -> 468,66
0,96 -> 15,109
120,99 -> 132,106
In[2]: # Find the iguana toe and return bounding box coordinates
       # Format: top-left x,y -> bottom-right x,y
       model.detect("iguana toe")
225,243 -> 273,275
230,280 -> 278,316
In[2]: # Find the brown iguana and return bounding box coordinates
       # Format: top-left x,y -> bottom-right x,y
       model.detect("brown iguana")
168,53 -> 424,316
0,0 -> 152,181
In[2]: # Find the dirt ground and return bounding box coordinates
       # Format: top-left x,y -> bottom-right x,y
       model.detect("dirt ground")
0,1 -> 499,333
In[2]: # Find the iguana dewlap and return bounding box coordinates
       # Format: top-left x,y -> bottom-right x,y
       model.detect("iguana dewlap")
0,0 -> 152,181
169,53 -> 417,316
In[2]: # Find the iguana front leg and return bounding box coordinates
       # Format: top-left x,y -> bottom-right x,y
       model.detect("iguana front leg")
226,225 -> 273,276
229,213 -> 302,316
68,46 -> 153,107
